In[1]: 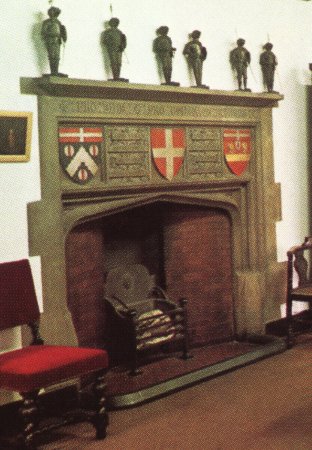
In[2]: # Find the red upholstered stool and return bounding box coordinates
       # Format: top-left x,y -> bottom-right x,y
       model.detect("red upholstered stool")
0,259 -> 109,449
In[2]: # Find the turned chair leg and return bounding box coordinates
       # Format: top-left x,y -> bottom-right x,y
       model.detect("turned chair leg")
287,320 -> 294,349
92,370 -> 109,440
286,299 -> 294,349
19,391 -> 40,450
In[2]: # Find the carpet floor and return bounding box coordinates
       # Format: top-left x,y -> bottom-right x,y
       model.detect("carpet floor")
39,333 -> 311,450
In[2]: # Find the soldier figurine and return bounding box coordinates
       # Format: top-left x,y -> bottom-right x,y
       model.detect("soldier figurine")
183,30 -> 208,88
153,26 -> 179,86
230,38 -> 251,91
102,17 -> 127,81
41,6 -> 67,77
260,42 -> 278,93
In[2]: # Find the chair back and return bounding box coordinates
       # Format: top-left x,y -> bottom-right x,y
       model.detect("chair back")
287,237 -> 312,288
0,259 -> 40,330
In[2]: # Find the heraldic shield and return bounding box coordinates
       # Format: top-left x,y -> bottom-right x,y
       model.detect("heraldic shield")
58,126 -> 103,184
223,128 -> 251,176
150,128 -> 185,181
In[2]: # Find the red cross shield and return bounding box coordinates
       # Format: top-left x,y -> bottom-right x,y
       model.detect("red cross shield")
151,128 -> 185,181
223,128 -> 252,176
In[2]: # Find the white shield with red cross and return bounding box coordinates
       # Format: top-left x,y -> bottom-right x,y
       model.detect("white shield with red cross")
150,128 -> 185,181
223,128 -> 252,176
58,127 -> 103,184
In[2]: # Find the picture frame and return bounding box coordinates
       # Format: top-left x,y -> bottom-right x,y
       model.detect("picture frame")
0,111 -> 32,162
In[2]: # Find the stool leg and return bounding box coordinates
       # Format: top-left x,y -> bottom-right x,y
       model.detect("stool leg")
92,370 -> 109,440
19,391 -> 39,450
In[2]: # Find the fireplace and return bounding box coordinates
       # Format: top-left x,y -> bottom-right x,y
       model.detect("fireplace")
22,77 -> 286,405
66,202 -> 234,353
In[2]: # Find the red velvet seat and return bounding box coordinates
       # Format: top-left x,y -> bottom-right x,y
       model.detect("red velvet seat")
0,345 -> 108,392
0,259 -> 109,449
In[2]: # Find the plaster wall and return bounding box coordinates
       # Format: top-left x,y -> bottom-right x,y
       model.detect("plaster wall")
0,0 -> 311,402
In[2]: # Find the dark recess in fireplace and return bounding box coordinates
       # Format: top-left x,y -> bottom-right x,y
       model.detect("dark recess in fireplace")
65,201 -> 234,364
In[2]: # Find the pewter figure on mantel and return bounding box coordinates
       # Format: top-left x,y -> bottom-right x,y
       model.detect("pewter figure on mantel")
183,30 -> 208,88
153,26 -> 179,86
102,17 -> 128,81
41,6 -> 67,77
259,42 -> 278,93
230,38 -> 251,91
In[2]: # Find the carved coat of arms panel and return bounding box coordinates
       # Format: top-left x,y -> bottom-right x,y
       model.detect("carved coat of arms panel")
223,128 -> 252,176
150,127 -> 186,181
58,126 -> 103,185
58,123 -> 252,189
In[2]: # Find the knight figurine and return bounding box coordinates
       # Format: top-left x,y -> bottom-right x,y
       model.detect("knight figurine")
259,42 -> 278,93
41,6 -> 67,77
183,30 -> 208,88
153,26 -> 179,86
102,17 -> 128,81
230,38 -> 251,91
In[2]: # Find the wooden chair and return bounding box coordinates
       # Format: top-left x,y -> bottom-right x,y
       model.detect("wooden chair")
0,259 -> 109,449
286,237 -> 312,348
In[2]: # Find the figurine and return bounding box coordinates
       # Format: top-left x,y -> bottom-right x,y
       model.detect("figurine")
102,17 -> 127,81
153,26 -> 179,86
183,30 -> 208,88
259,42 -> 278,93
41,6 -> 67,77
230,38 -> 251,91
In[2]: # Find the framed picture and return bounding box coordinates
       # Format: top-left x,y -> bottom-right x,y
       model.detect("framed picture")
0,111 -> 32,162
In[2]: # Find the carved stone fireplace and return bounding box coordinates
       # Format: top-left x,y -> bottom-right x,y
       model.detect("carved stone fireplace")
22,77 -> 286,406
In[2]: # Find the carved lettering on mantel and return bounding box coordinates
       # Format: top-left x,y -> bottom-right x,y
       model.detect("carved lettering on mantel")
106,125 -> 150,184
58,99 -> 258,123
187,127 -> 222,179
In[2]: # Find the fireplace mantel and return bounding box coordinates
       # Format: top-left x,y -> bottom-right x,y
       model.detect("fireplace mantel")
21,76 -> 283,107
22,77 -> 285,363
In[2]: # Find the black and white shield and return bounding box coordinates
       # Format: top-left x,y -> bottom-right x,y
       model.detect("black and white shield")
58,126 -> 103,184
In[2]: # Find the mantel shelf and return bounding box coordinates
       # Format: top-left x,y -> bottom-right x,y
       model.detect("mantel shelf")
20,76 -> 283,108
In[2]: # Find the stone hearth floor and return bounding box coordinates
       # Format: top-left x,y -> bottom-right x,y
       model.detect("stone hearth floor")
106,336 -> 286,409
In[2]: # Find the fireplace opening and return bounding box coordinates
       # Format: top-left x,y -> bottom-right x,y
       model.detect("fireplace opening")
65,201 -> 234,361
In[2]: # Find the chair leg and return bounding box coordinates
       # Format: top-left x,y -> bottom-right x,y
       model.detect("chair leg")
287,324 -> 294,349
18,391 -> 39,450
286,299 -> 294,349
92,370 -> 109,440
